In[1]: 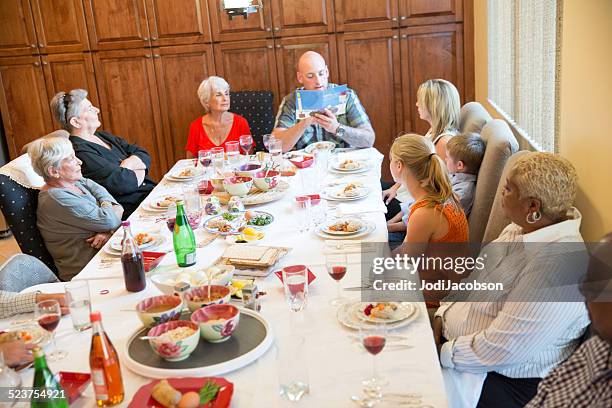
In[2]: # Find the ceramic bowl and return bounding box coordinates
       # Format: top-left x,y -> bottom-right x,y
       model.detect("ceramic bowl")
147,320 -> 199,362
223,176 -> 253,197
183,285 -> 231,312
151,265 -> 235,295
235,163 -> 263,178
135,295 -> 183,328
253,170 -> 280,192
191,304 -> 240,343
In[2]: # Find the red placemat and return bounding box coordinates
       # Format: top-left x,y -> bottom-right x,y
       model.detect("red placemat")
128,377 -> 233,408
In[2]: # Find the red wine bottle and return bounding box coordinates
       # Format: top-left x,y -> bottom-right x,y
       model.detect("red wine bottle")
120,221 -> 146,292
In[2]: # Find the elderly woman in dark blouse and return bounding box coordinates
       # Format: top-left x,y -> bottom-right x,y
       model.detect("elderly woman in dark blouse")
50,89 -> 155,218
29,136 -> 123,280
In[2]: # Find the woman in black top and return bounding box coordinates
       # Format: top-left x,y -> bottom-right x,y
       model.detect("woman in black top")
50,89 -> 155,218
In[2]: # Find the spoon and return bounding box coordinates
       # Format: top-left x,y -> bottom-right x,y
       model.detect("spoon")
139,335 -> 160,341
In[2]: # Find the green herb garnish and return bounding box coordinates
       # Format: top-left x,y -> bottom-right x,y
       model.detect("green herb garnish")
199,380 -> 221,404
247,214 -> 272,226
222,212 -> 238,221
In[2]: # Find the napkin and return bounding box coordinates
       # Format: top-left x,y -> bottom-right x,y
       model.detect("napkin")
337,202 -> 387,216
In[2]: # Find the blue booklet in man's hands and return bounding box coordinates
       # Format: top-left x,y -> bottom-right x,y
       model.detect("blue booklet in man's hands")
295,85 -> 349,121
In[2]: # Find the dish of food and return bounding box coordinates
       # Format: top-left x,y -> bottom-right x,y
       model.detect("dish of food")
151,265 -> 235,292
0,324 -> 52,347
128,377 -> 234,408
244,211 -> 273,227
323,219 -> 365,235
314,220 -> 376,240
204,211 -> 274,235
304,141 -> 336,154
335,159 -> 363,171
337,301 -> 418,330
325,182 -> 370,200
355,302 -> 416,324
110,233 -> 159,252
154,195 -> 181,208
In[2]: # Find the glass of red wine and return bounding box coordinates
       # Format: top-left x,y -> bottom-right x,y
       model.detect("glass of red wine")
35,300 -> 66,361
325,252 -> 347,307
239,135 -> 254,156
165,202 -> 177,232
198,149 -> 212,175
359,323 -> 388,393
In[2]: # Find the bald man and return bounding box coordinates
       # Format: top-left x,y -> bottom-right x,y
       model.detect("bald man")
272,51 -> 375,152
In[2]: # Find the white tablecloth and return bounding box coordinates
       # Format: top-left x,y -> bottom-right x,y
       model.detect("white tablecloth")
6,148 -> 448,407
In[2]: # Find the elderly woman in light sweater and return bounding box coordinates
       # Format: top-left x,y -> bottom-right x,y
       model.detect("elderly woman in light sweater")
29,136 -> 123,280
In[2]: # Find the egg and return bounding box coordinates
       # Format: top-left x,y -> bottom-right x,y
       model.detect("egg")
242,227 -> 257,236
178,391 -> 200,408
244,210 -> 254,221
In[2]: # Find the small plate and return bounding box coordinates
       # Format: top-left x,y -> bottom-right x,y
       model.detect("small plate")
2,323 -> 52,347
109,233 -> 161,252
128,377 -> 234,408
353,302 -> 416,324
304,141 -> 336,154
203,214 -> 246,236
337,301 -> 418,330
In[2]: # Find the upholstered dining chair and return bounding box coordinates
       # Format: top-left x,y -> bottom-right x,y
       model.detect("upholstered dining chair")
230,90 -> 275,151
0,154 -> 59,276
468,119 -> 519,243
460,101 -> 493,134
0,254 -> 59,292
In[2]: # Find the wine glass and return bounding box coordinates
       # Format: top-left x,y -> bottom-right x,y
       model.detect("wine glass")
282,265 -> 308,313
165,202 -> 177,233
211,146 -> 225,176
359,323 -> 388,393
269,139 -> 283,166
294,196 -> 312,234
35,300 -> 66,361
225,141 -> 240,166
325,252 -> 347,306
262,134 -> 275,152
239,135 -> 254,156
197,149 -> 212,175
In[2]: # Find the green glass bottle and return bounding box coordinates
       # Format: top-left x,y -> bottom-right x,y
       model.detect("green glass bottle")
31,347 -> 68,408
173,200 -> 196,267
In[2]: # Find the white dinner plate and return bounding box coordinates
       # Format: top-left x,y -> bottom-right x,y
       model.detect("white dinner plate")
314,220 -> 375,240
352,302 -> 416,324
168,167 -> 198,179
321,219 -> 367,236
331,159 -> 367,172
326,186 -> 370,201
304,141 -> 336,154
147,194 -> 182,210
337,301 -> 418,330
109,233 -> 163,252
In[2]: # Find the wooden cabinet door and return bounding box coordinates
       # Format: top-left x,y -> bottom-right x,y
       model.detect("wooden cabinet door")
400,24 -> 464,135
275,35 -> 338,98
0,0 -> 38,57
153,44 -> 215,165
0,56 -> 52,157
213,40 -> 279,109
208,0 -> 273,42
334,0 -> 398,32
337,30 -> 402,179
146,0 -> 211,47
93,49 -> 167,179
270,0 -> 334,37
399,0 -> 462,26
41,53 -> 99,127
83,0 -> 150,50
30,0 -> 90,54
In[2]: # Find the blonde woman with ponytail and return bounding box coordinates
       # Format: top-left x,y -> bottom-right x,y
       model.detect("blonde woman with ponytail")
389,134 -> 468,245
383,79 -> 461,208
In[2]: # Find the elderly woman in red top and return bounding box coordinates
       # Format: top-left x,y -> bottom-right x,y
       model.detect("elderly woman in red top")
185,76 -> 252,158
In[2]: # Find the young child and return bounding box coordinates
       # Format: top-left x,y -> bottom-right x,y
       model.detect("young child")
387,134 -> 468,246
387,132 -> 484,243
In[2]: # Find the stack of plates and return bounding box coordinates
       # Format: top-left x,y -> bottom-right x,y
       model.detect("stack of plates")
337,301 -> 418,330
314,218 -> 375,240
103,233 -> 166,256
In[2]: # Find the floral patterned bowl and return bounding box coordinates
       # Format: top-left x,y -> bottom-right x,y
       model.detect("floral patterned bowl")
223,176 -> 253,197
147,320 -> 199,362
135,295 -> 183,328
191,304 -> 240,343
253,170 -> 280,192
183,285 -> 231,312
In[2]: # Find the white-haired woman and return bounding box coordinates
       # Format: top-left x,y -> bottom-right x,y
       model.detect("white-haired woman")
185,76 -> 252,158
50,89 -> 155,218
29,137 -> 123,281
434,152 -> 589,408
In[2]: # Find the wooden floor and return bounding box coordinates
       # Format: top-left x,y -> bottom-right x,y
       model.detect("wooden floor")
0,234 -> 21,265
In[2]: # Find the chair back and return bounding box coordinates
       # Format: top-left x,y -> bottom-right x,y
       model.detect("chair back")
460,102 -> 493,134
0,254 -> 59,292
481,150 -> 529,243
229,91 -> 275,151
0,155 -> 58,276
468,120 -> 519,243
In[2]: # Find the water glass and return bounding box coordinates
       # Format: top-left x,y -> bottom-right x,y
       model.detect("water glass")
299,166 -> 317,195
269,139 -> 283,166
294,196 -> 312,234
211,146 -> 225,175
262,134 -> 275,151
226,141 -> 240,165
182,184 -> 202,229
65,281 -> 91,331
282,265 -> 308,312
277,336 -> 310,402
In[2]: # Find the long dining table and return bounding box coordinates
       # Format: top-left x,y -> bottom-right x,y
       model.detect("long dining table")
10,147 -> 448,407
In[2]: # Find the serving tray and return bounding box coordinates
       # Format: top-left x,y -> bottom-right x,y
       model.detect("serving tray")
122,308 -> 274,379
